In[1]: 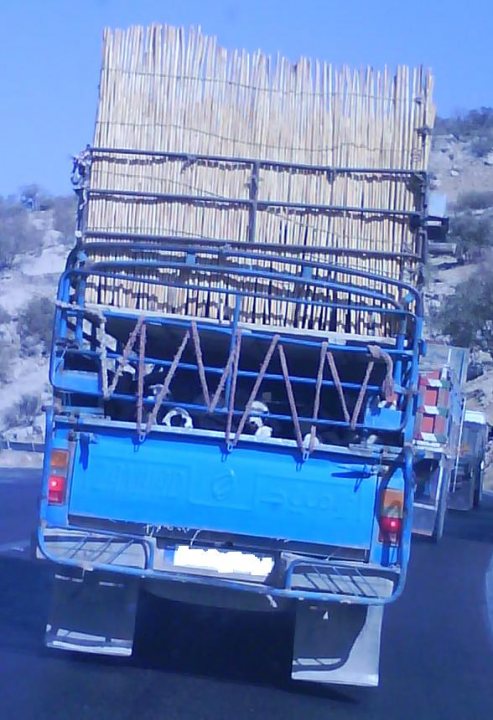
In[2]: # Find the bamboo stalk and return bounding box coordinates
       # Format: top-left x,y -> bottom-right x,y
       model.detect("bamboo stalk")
89,25 -> 435,334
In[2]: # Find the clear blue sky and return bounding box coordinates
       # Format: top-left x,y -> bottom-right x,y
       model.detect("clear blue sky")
1,0 -> 492,195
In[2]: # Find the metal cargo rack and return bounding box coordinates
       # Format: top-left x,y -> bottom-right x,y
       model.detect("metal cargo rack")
70,147 -> 430,335
52,252 -> 423,455
48,147 -> 433,455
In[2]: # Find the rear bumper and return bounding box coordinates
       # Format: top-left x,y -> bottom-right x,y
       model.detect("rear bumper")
37,525 -> 402,606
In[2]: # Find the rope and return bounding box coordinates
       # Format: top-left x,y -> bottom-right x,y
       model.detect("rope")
209,329 -> 242,414
98,315 -> 109,399
191,320 -> 210,409
144,330 -> 190,434
136,322 -> 146,435
106,315 -> 146,398
367,344 -> 395,402
225,331 -> 242,445
348,345 -> 395,429
232,334 -> 280,446
350,360 -> 375,430
326,351 -> 351,424
309,340 -> 328,453
56,300 -> 398,447
278,344 -> 304,453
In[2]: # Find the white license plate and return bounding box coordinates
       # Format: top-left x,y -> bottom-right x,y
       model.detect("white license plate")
172,546 -> 274,578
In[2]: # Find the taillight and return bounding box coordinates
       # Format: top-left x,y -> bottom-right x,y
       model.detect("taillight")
50,449 -> 69,470
47,449 -> 69,505
380,515 -> 402,535
48,475 -> 66,505
379,488 -> 404,545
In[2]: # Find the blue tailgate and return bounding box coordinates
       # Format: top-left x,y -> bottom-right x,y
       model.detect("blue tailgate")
67,428 -> 378,549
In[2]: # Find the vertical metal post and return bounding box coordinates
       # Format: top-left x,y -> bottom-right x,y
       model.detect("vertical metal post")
224,296 -> 242,411
74,278 -> 87,344
70,147 -> 92,345
247,161 -> 260,246
223,161 -> 260,416
451,398 -> 466,494
419,172 -> 429,266
57,275 -> 72,340
91,318 -> 98,353
394,332 -> 404,407
403,314 -> 424,442
136,322 -> 146,439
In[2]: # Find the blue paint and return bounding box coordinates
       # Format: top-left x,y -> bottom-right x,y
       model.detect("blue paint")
68,427 -> 378,549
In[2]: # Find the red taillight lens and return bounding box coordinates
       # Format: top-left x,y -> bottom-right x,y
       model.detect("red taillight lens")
380,516 -> 402,535
379,488 -> 404,545
48,474 -> 66,504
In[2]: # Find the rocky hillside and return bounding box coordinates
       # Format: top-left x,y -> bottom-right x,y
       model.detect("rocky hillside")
0,197 -> 72,443
428,116 -> 493,427
429,137 -> 493,204
2,116 -> 493,447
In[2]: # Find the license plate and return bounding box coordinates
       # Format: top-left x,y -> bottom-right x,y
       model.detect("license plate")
172,546 -> 274,578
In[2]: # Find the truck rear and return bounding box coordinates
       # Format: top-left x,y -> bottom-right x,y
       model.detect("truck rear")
412,343 -> 469,540
37,25 -> 435,687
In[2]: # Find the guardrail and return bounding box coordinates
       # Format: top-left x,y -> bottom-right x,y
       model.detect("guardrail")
0,439 -> 44,453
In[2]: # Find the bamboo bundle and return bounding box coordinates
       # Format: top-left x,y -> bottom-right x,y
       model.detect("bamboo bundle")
84,24 -> 435,336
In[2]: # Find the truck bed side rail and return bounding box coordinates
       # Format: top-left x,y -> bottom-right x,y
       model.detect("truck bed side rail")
51,285 -> 421,450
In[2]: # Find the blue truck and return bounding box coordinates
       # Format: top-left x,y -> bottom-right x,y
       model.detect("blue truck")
34,143 -> 437,688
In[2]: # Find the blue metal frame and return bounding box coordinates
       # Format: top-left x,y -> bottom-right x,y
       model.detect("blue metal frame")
38,147 -> 426,609
51,300 -> 420,442
84,231 -> 422,263
90,145 -> 428,178
79,146 -> 428,258
36,526 -> 405,606
53,217 -> 424,444
62,265 -> 419,316
69,252 -> 422,311
87,185 -> 420,222
38,408 -> 414,606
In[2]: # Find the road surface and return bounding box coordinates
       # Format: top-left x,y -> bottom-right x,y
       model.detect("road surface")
1,467 -> 492,720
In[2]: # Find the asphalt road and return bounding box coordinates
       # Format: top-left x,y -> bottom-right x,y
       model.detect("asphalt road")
1,467 -> 493,720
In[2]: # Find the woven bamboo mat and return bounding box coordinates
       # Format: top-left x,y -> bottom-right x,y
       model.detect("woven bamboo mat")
83,25 -> 435,335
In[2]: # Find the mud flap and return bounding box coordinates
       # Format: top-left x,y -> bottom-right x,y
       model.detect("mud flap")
291,602 -> 384,687
46,569 -> 139,657
412,502 -> 438,536
448,478 -> 474,511
413,464 -> 450,538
